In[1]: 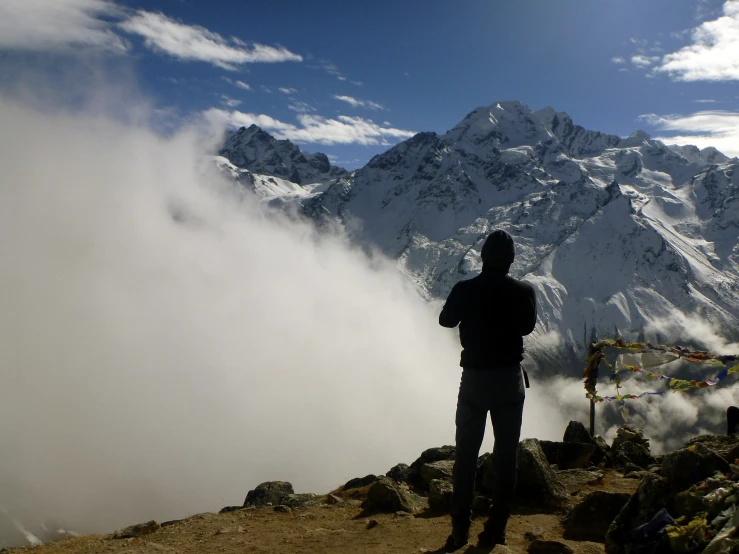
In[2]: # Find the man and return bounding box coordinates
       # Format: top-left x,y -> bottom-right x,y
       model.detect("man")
439,229 -> 537,550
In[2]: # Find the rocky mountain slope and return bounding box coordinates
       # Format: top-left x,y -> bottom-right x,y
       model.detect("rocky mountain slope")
9,424 -> 739,553
218,102 -> 739,364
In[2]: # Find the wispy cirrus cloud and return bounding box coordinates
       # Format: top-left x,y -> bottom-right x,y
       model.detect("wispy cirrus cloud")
220,95 -> 241,108
333,95 -> 383,111
0,0 -> 127,52
611,56 -> 626,64
278,87 -> 297,95
204,108 -> 414,146
639,110 -> 739,157
631,55 -> 661,68
656,0 -> 739,81
288,101 -> 316,113
119,11 -> 302,70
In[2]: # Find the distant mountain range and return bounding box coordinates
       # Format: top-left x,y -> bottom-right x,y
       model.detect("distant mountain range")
216,101 -> 739,365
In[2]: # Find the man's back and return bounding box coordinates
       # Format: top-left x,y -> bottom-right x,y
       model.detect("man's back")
439,270 -> 536,369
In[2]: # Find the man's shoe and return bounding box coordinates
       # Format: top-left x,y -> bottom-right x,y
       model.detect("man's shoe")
443,532 -> 469,552
477,529 -> 506,547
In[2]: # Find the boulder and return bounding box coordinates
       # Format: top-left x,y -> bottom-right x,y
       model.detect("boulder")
386,463 -> 411,483
244,481 -> 294,507
362,477 -> 423,514
612,425 -> 650,449
563,421 -> 594,445
563,491 -> 631,542
610,441 -> 654,470
343,475 -> 378,491
428,479 -> 453,512
540,441 -> 596,470
605,474 -> 672,554
515,439 -> 571,513
683,434 -> 739,463
421,460 -> 454,485
555,469 -> 604,494
528,540 -> 574,554
662,443 -> 730,492
409,445 -> 456,468
106,520 -> 160,540
282,493 -> 318,508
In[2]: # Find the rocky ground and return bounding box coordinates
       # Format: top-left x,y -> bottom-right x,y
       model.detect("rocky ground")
5,421 -> 739,554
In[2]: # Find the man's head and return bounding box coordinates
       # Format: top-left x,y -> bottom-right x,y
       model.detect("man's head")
481,229 -> 515,273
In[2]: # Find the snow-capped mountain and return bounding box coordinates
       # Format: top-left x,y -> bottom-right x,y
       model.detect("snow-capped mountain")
219,125 -> 347,185
219,101 -> 739,362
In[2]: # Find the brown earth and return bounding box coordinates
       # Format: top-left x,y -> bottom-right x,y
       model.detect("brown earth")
6,472 -> 638,554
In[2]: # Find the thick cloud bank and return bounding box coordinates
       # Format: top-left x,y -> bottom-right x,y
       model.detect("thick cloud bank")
0,98 -> 574,540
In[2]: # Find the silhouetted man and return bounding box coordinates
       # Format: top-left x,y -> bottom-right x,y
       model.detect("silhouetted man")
439,229 -> 537,551
728,406 -> 739,435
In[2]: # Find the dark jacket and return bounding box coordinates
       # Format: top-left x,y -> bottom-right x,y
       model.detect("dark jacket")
439,269 -> 537,369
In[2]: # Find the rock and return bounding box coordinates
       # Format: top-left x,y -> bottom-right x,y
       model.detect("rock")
106,520 -> 160,539
386,463 -> 411,483
540,441 -> 597,469
214,525 -> 244,535
516,439 -> 571,512
563,491 -> 631,542
555,469 -> 604,494
623,470 -> 651,480
662,443 -> 730,492
472,494 -> 491,515
244,481 -> 294,507
563,421 -> 594,445
524,528 -> 544,541
683,434 -> 739,462
394,511 -> 413,518
362,477 -> 422,514
409,446 -> 456,468
612,425 -> 650,448
343,474 -> 378,490
366,519 -> 379,530
594,435 -> 610,453
428,479 -> 453,512
324,494 -> 342,505
605,474 -> 672,554
283,493 -> 318,508
273,505 -> 292,514
421,460 -> 454,485
492,547 -> 514,554
219,506 -> 243,514
610,440 -> 654,470
528,540 -> 574,554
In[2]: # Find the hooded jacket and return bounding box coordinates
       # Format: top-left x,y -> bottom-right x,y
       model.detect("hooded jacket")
439,268 -> 537,369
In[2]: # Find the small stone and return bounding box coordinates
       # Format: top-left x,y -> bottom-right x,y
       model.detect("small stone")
273,505 -> 292,514
324,494 -> 343,505
524,528 -> 544,541
366,519 -> 379,530
394,511 -> 413,518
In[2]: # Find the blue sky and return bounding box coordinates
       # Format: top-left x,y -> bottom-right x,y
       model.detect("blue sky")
2,0 -> 739,168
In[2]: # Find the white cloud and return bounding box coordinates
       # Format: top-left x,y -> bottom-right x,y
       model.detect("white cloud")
611,56 -> 626,64
119,11 -> 302,70
631,55 -> 661,68
694,99 -> 718,103
657,1 -> 739,81
278,87 -> 297,95
234,80 -> 251,91
350,80 -> 363,86
333,95 -> 384,111
204,108 -> 414,146
639,110 -> 739,157
220,95 -> 241,108
288,101 -> 316,113
0,0 -> 127,52
261,85 -> 273,93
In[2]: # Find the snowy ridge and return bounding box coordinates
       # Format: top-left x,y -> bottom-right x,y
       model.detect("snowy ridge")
219,102 -> 739,363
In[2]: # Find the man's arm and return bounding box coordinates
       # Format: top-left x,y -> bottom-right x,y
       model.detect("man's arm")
519,284 -> 537,336
439,283 -> 463,328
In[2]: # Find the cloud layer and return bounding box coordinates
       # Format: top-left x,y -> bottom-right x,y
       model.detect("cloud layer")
333,95 -> 384,110
657,0 -> 739,81
205,108 -> 415,146
640,110 -> 739,157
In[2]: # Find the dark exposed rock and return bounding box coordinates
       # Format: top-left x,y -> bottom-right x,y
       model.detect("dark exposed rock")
386,463 -> 411,483
528,539 -> 574,554
683,434 -> 739,462
343,475 -> 378,491
244,481 -> 295,507
563,421 -> 594,445
428,479 -> 453,512
273,505 -> 292,514
661,442 -> 730,492
106,520 -> 160,540
605,474 -> 672,554
563,491 -> 631,542
410,446 -> 456,469
282,493 -> 318,508
219,506 -> 243,514
362,477 -> 423,514
420,460 -> 454,485
610,441 -> 654,471
555,469 -> 604,494
516,439 -> 571,512
540,441 -> 596,470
